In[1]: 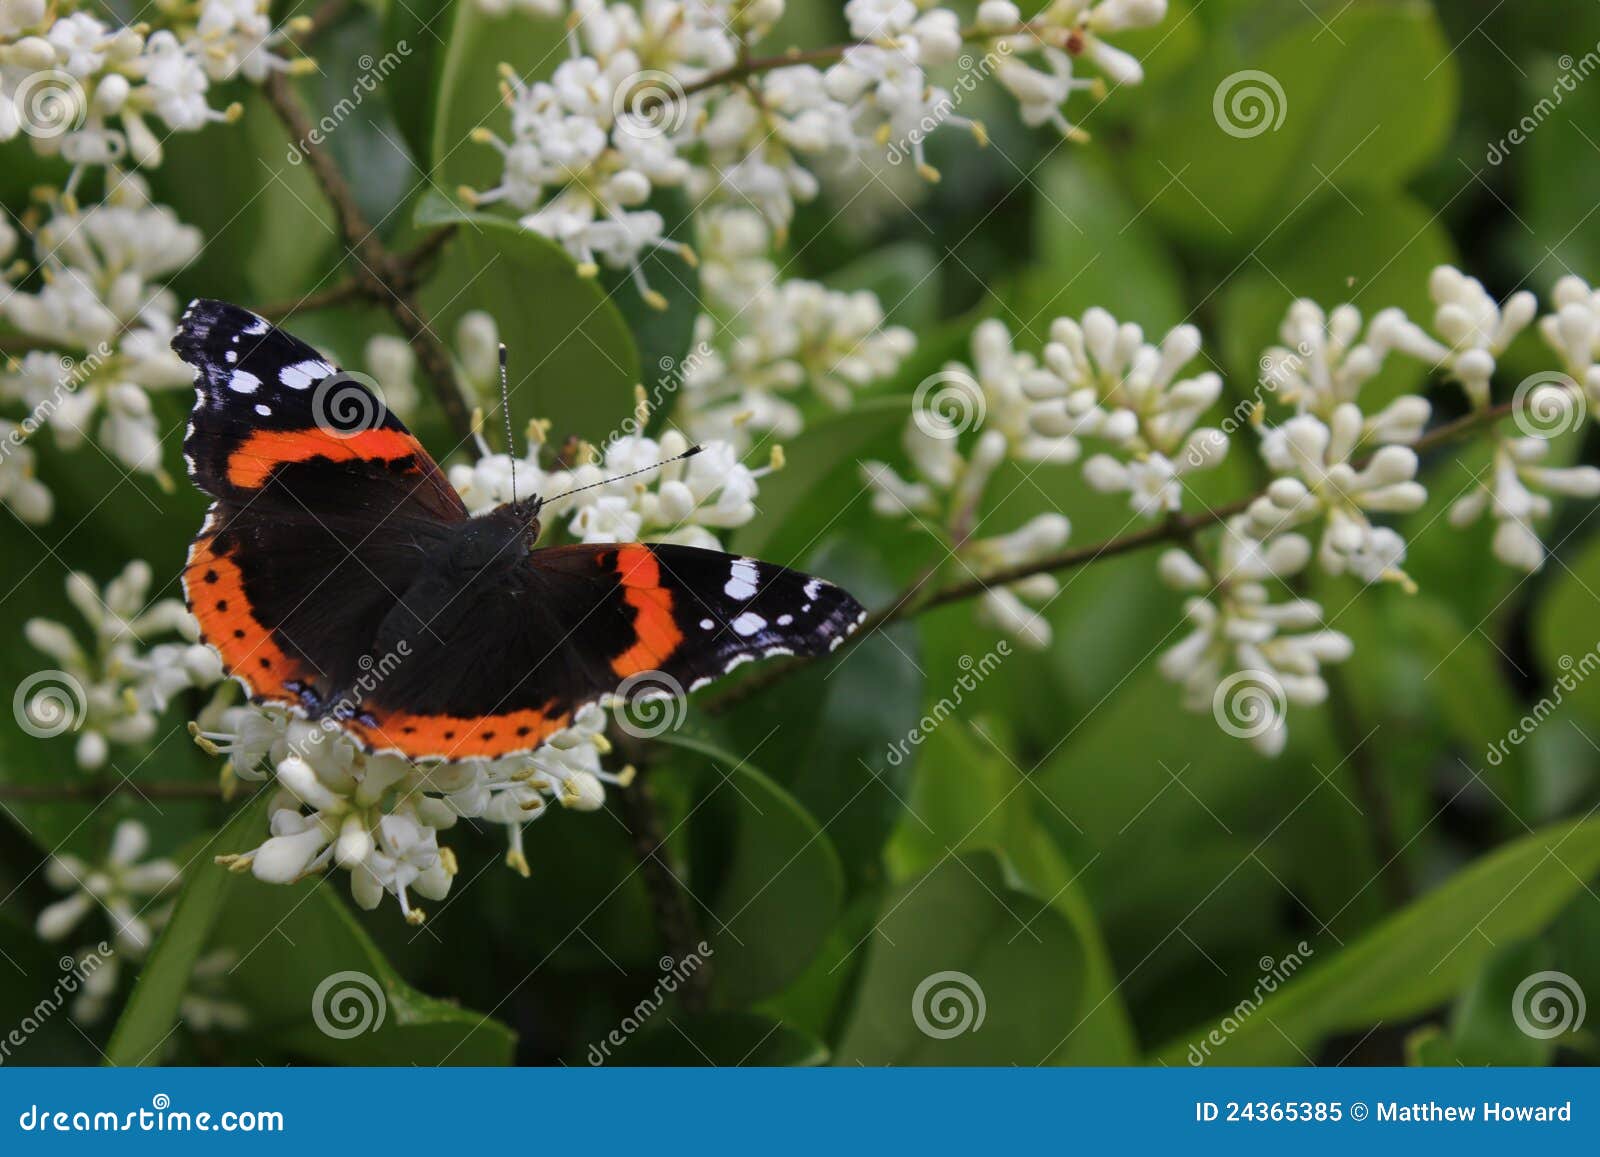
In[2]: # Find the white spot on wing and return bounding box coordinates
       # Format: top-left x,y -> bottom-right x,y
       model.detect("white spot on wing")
281,360 -> 334,390
699,618 -> 714,630
803,578 -> 824,600
224,350 -> 237,363
243,316 -> 270,336
254,403 -> 272,417
228,370 -> 260,394
725,558 -> 759,601
731,612 -> 766,637
777,614 -> 793,627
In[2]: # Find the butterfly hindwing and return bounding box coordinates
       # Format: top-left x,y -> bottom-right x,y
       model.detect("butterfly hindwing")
341,543 -> 867,761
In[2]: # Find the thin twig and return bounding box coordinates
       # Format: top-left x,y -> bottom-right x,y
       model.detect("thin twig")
704,397 -> 1519,713
261,74 -> 473,439
254,226 -> 456,321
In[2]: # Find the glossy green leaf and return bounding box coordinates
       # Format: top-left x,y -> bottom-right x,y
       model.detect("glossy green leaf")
654,733 -> 844,1009
1153,816 -> 1600,1064
415,191 -> 639,443
1120,1 -> 1457,253
834,851 -> 1088,1065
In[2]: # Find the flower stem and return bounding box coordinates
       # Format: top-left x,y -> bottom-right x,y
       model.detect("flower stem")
260,74 -> 474,440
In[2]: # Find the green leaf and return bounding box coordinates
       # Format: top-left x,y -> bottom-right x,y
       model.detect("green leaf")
430,5 -> 566,189
110,794 -> 515,1066
1216,192 -> 1456,405
1449,941 -> 1556,1066
1119,0 -> 1458,254
602,1011 -> 827,1066
1533,530 -> 1600,734
414,191 -> 640,443
887,723 -> 1139,1064
653,734 -> 844,1009
833,851 -> 1088,1065
384,0 -> 457,168
153,88 -> 338,304
106,793 -> 273,1067
1014,157 -> 1187,338
716,541 -> 925,889
1152,816 -> 1600,1064
209,880 -> 516,1065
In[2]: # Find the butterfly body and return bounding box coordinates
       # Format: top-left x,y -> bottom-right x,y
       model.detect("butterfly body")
173,300 -> 865,762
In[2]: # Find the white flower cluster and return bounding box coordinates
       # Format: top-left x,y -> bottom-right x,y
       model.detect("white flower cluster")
23,560 -> 222,770
677,207 -> 915,447
861,264 -> 1600,753
201,700 -> 633,923
466,0 -> 1168,281
1,176 -> 204,512
0,0 -> 307,175
35,819 -> 180,1021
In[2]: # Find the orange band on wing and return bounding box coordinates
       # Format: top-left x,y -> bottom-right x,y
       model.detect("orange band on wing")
610,544 -> 684,677
226,427 -> 426,489
346,703 -> 570,760
185,533 -> 313,700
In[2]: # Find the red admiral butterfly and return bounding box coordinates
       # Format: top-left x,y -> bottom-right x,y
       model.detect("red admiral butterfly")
173,299 -> 865,761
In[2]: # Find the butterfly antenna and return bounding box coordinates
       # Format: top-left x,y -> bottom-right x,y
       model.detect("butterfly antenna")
499,343 -> 517,504
540,445 -> 702,506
